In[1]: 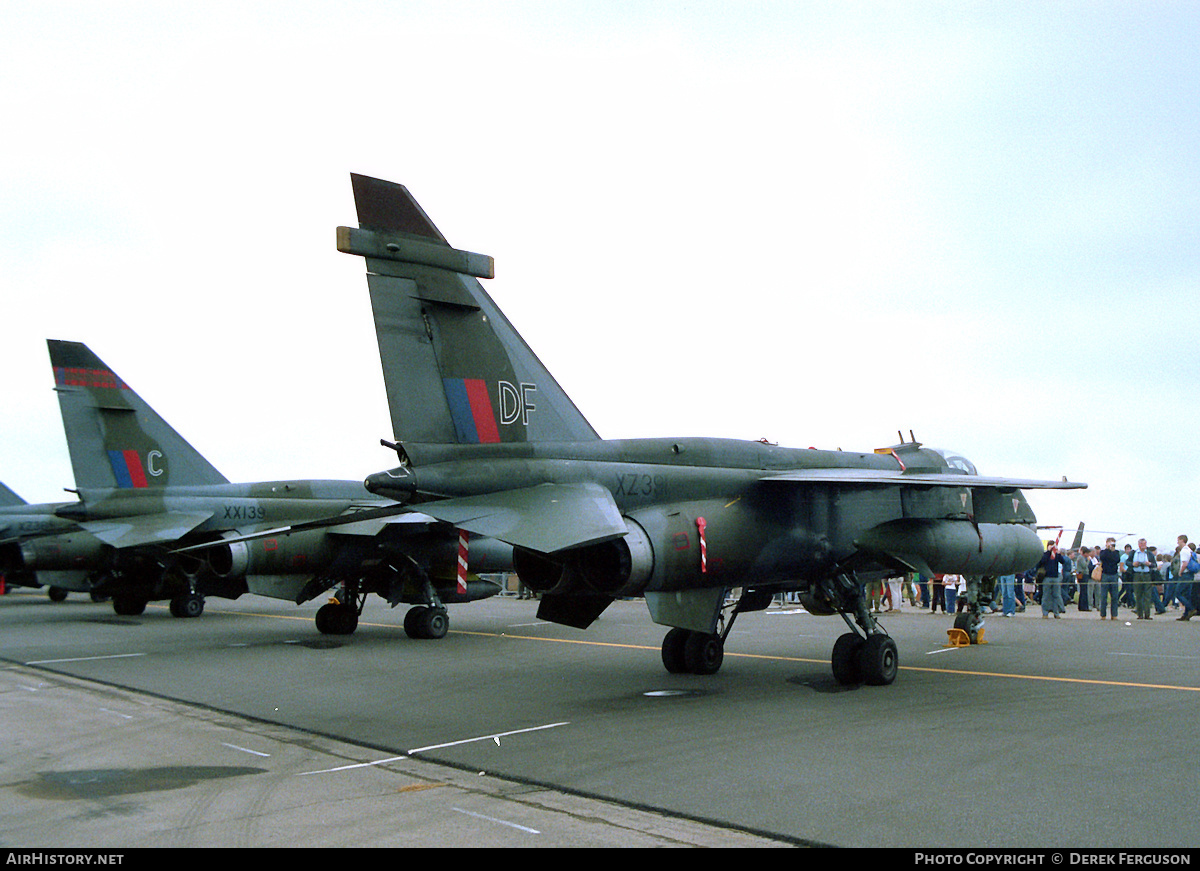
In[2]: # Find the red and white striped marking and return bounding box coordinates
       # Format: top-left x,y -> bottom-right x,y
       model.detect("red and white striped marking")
696,517 -> 707,574
457,529 -> 469,594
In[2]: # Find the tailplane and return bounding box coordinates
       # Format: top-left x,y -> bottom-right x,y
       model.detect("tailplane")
341,174 -> 599,449
0,483 -> 25,507
48,340 -> 228,491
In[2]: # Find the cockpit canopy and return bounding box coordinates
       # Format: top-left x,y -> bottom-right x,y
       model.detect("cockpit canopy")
930,449 -> 978,476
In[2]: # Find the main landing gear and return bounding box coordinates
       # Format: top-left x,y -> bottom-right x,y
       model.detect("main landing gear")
830,630 -> 898,686
313,575 -> 450,640
826,571 -> 899,686
661,627 -> 724,675
660,589 -> 775,676
656,576 -> 901,686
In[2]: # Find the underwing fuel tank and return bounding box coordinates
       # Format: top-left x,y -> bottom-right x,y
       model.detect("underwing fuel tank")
855,519 -> 1044,576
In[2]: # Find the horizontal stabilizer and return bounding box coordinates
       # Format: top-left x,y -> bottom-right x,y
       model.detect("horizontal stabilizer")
82,512 -> 214,548
414,482 -> 627,554
171,504 -> 432,554
337,226 -> 494,279
0,483 -> 26,507
762,469 -> 1086,490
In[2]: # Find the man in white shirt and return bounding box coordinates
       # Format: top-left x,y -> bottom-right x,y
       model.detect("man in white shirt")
1177,535 -> 1196,621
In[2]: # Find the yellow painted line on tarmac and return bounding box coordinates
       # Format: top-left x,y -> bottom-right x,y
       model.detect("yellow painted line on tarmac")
894,663 -> 1200,692
216,608 -> 1200,693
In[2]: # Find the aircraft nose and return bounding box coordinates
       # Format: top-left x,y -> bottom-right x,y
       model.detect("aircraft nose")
364,466 -> 417,500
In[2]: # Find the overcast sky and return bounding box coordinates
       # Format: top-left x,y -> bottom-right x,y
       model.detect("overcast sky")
3,1 -> 1197,551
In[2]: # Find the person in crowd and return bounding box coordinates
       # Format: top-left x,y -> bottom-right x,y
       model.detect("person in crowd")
998,572 -> 1017,617
1130,539 -> 1155,620
1074,546 -> 1092,612
1096,537 -> 1123,620
1036,543 -> 1070,619
1177,535 -> 1196,621
1119,544 -> 1136,609
867,577 -> 885,614
1166,540 -> 1191,611
944,573 -> 961,614
930,574 -> 947,614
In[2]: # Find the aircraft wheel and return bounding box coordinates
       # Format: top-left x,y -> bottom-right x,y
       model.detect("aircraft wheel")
89,590 -> 110,603
859,634 -> 899,686
112,595 -> 147,616
683,632 -> 724,675
661,627 -> 690,673
422,607 -> 449,639
171,592 -> 204,619
47,586 -> 68,603
315,602 -> 340,634
322,603 -> 357,635
403,606 -> 427,638
953,612 -> 979,644
831,633 -> 864,685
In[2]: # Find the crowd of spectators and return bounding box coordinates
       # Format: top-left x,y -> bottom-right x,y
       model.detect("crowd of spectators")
863,535 -> 1198,621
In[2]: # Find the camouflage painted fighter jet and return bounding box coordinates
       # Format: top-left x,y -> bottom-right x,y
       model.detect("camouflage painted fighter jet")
0,482 -> 92,599
340,173 -> 1085,685
17,340 -> 509,632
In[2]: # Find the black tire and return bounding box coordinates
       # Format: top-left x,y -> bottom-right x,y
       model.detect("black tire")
47,586 -> 68,603
315,602 -> 336,634
831,633 -> 864,685
421,607 -> 449,639
404,606 -> 428,639
683,632 -> 724,675
317,602 -> 357,634
112,595 -> 147,616
661,627 -> 690,673
860,634 -> 899,686
334,604 -> 358,635
170,593 -> 204,619
953,612 -> 978,644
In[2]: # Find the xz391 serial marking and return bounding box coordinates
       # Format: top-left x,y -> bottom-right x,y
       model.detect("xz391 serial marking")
614,474 -> 664,497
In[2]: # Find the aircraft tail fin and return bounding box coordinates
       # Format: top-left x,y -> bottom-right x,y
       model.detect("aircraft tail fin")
340,174 -> 600,449
0,483 -> 26,507
47,340 -> 228,491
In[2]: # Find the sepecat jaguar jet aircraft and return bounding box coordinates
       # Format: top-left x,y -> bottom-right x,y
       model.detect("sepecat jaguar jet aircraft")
340,173 -> 1086,685
5,339 -> 509,633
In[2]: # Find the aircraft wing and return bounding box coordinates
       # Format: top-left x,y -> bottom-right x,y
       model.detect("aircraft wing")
761,469 -> 1086,489
81,512 -> 215,548
411,482 -> 627,553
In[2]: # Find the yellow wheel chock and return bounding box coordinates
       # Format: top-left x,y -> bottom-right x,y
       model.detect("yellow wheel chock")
946,627 -> 986,647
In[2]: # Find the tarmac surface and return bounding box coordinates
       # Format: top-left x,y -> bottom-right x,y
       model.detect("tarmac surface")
2,585 -> 1198,849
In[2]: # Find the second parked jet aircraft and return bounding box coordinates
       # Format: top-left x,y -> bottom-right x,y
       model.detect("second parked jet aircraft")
2,340 -> 509,634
